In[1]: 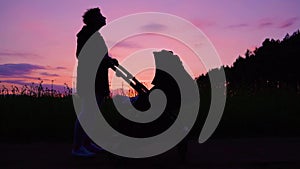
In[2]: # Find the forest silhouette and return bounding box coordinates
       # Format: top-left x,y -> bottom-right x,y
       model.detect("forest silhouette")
197,29 -> 300,95
192,29 -> 300,139
0,30 -> 299,142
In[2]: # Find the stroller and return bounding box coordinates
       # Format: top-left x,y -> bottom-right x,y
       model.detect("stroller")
108,50 -> 195,160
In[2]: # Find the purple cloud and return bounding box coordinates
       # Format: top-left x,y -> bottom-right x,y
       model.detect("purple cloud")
256,17 -> 298,29
56,66 -> 67,70
115,41 -> 141,49
227,23 -> 249,29
0,63 -> 45,76
40,72 -> 59,77
0,50 -> 39,58
279,17 -> 298,28
140,23 -> 167,31
41,83 -> 68,92
1,79 -> 28,86
258,21 -> 273,28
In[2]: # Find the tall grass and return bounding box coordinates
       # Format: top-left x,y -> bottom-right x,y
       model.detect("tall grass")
0,82 -> 299,143
0,82 -> 74,142
0,80 -> 72,98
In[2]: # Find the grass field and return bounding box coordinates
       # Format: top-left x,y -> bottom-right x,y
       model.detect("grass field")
0,88 -> 299,143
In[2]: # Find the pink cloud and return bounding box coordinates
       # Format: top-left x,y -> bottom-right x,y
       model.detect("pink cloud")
279,17 -> 298,28
190,19 -> 216,28
258,21 -> 274,28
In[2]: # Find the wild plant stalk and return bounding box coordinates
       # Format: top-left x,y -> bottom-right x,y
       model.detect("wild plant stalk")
0,80 -> 72,98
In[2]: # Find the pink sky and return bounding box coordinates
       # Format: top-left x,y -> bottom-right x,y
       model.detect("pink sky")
0,0 -> 299,91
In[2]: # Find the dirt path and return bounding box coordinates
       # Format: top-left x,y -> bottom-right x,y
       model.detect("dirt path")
1,138 -> 300,169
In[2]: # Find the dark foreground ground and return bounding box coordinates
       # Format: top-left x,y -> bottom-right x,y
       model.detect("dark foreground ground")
1,138 -> 300,169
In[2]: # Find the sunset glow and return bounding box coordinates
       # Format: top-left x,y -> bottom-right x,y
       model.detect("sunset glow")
1,0 -> 299,92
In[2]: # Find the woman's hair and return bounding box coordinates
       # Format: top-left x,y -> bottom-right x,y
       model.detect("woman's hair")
82,7 -> 101,25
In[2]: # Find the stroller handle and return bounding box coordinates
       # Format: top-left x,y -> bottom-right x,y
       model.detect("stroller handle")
112,64 -> 149,95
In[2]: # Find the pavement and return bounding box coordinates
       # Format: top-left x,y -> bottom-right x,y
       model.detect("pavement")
1,138 -> 300,169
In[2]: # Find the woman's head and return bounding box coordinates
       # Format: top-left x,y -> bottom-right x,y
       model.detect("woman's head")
82,7 -> 106,28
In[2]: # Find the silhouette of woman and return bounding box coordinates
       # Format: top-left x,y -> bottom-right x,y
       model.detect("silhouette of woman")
72,7 -> 118,157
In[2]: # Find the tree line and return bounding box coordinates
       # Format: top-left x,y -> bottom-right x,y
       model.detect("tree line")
197,29 -> 300,96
